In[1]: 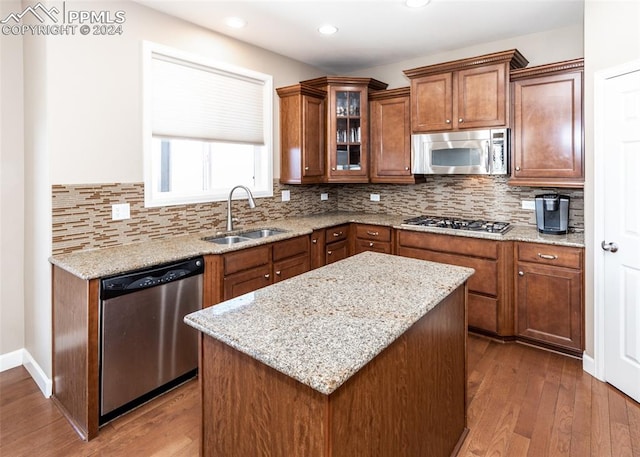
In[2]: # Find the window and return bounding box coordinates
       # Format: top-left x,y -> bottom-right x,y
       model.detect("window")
143,42 -> 273,207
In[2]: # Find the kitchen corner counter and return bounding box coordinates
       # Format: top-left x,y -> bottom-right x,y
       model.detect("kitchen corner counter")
185,251 -> 474,395
49,210 -> 584,280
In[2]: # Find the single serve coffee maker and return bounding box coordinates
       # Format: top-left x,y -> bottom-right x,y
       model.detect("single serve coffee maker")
535,194 -> 570,235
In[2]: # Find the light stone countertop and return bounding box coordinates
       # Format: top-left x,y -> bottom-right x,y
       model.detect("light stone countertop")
50,211 -> 585,280
183,251 -> 474,395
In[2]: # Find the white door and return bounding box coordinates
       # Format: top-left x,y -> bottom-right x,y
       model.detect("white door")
601,67 -> 640,403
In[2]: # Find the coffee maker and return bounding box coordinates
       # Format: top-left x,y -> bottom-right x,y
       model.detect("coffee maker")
535,194 -> 570,235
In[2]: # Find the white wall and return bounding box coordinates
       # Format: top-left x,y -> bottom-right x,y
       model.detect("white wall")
350,24 -> 584,88
583,0 -> 640,357
0,0 -> 25,365
48,0 -> 326,185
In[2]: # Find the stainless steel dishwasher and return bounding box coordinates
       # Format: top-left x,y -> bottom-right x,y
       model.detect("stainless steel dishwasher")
99,256 -> 204,424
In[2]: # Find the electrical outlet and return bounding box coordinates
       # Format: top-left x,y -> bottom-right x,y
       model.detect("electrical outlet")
321,193 -> 329,201
281,190 -> 290,202
112,203 -> 130,220
521,200 -> 536,210
370,193 -> 380,202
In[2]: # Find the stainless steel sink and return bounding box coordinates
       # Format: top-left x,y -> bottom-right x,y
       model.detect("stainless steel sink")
202,228 -> 287,245
241,229 -> 287,239
202,235 -> 252,245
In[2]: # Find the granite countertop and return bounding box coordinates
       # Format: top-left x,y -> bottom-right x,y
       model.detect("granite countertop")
49,211 -> 585,279
184,251 -> 474,395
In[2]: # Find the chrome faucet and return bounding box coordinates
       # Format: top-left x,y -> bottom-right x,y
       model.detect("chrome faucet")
226,185 -> 257,231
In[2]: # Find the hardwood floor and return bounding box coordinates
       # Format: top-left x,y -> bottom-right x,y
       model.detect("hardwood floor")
1,334 -> 639,456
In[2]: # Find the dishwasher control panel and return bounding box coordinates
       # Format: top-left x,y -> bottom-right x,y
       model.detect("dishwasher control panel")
101,257 -> 203,299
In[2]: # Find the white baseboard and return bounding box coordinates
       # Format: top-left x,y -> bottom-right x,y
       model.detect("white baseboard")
582,352 -> 598,379
0,348 -> 52,398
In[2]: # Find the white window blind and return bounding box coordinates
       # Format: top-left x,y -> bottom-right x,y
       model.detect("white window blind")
151,52 -> 266,145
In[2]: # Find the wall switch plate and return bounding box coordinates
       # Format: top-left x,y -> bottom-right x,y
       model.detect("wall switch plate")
370,193 -> 381,202
521,200 -> 536,210
321,193 -> 329,201
112,203 -> 130,220
281,190 -> 290,202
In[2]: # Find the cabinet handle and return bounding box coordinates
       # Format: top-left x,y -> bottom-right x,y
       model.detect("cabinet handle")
458,118 -> 464,123
328,251 -> 332,255
445,119 -> 451,124
333,231 -> 343,237
264,274 -> 270,279
369,242 -> 374,247
366,231 -> 379,236
275,271 -> 281,276
537,253 -> 558,260
331,167 -> 336,171
312,238 -> 317,244
405,167 -> 410,171
515,166 -> 521,171
304,166 -> 309,171
518,271 -> 524,276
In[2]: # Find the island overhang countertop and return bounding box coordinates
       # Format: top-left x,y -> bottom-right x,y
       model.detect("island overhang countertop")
184,251 -> 474,395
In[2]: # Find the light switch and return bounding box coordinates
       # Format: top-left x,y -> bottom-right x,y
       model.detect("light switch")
281,190 -> 290,202
370,194 -> 381,202
321,193 -> 329,201
521,200 -> 535,210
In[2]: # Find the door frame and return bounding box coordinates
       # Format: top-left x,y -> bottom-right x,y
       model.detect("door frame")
592,58 -> 640,380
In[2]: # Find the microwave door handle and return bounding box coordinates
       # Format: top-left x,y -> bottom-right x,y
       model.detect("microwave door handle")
485,141 -> 491,173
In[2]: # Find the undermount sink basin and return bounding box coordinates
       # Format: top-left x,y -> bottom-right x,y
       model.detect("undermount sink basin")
203,235 -> 252,245
241,228 -> 287,239
202,228 -> 287,245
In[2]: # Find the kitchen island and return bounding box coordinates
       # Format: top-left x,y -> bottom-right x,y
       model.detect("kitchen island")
185,251 -> 474,457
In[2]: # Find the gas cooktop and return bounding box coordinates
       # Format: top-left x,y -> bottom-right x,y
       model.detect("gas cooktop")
402,215 -> 512,234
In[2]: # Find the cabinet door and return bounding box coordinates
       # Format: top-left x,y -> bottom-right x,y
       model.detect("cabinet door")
274,254 -> 310,283
310,229 -> 326,269
223,265 -> 272,300
354,239 -> 392,255
456,63 -> 506,129
410,72 -> 453,132
516,262 -> 583,352
511,71 -> 583,184
326,239 -> 349,264
327,86 -> 369,182
302,94 -> 325,179
370,95 -> 412,182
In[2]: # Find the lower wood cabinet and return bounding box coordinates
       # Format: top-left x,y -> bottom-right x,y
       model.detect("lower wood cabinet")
396,230 -> 513,337
325,224 -> 350,264
353,223 -> 393,254
515,242 -> 584,355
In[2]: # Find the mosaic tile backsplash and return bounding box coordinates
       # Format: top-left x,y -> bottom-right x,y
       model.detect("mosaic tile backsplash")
52,177 -> 584,255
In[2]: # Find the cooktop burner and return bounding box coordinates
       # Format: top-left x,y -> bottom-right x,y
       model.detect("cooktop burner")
402,215 -> 512,234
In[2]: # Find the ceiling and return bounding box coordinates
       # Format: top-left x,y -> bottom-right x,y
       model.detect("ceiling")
137,0 -> 584,74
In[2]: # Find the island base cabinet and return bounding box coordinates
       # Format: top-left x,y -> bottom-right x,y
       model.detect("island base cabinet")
199,286 -> 468,457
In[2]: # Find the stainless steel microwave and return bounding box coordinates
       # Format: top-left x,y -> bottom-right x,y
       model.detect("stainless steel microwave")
411,128 -> 509,175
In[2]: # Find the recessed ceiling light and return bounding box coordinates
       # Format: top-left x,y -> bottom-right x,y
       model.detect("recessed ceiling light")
318,24 -> 338,35
405,0 -> 431,7
225,17 -> 247,28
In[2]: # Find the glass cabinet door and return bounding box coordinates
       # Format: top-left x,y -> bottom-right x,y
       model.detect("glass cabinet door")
332,89 -> 365,177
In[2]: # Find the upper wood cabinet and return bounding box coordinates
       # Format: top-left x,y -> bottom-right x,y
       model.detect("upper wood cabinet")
302,76 -> 388,183
277,84 -> 326,184
509,59 -> 584,188
403,49 -> 528,133
369,88 -> 424,184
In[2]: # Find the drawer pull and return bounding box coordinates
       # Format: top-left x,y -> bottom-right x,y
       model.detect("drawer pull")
275,271 -> 281,276
328,251 -> 333,255
264,274 -> 270,279
537,253 -> 558,260
367,231 -> 379,236
333,232 -> 343,237
369,242 -> 374,247
312,239 -> 317,244
518,271 -> 524,276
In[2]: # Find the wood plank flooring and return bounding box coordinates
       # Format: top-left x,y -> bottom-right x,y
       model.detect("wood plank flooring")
1,334 -> 639,456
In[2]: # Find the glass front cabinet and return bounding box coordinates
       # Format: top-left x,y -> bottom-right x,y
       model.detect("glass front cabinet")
302,77 -> 388,183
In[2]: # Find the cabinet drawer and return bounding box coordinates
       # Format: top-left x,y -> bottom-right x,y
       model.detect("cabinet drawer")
325,224 -> 349,242
355,224 -> 392,242
326,239 -> 349,264
223,245 -> 270,275
355,239 -> 392,255
223,264 -> 272,300
517,243 -> 582,269
273,236 -> 309,262
398,230 -> 498,259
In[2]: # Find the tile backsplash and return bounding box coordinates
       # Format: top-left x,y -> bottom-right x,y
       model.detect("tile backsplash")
52,177 -> 583,255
